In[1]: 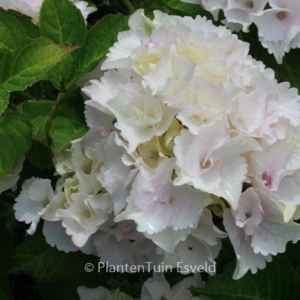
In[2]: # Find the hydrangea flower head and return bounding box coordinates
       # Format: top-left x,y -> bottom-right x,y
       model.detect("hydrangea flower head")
0,0 -> 96,23
13,8 -> 300,281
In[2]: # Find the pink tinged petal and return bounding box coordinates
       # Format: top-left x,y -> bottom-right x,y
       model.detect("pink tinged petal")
225,0 -> 269,33
251,8 -> 300,42
116,158 -> 210,234
223,209 -> 272,280
251,142 -> 287,191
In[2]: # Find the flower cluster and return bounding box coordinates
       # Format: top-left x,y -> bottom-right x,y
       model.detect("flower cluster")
182,0 -> 300,63
14,9 -> 300,281
0,0 -> 96,23
77,273 -> 209,300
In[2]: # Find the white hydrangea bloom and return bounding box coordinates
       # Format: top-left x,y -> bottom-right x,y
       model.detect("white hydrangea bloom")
14,8 -> 300,282
79,9 -> 300,278
141,273 -> 204,300
51,128 -> 139,249
180,0 -> 300,63
77,286 -> 133,300
251,0 -> 300,63
0,0 -> 96,23
78,274 -> 206,300
53,130 -> 115,247
224,0 -> 267,32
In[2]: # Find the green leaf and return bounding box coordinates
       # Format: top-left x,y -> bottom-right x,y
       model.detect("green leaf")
193,256 -> 300,300
142,0 -> 172,13
44,54 -> 77,92
0,111 -> 31,178
277,49 -> 300,90
11,81 -> 57,102
0,224 -> 14,272
49,88 -> 88,156
20,100 -> 54,145
0,38 -> 77,92
0,194 -> 16,234
37,281 -> 79,300
39,0 -> 87,46
26,140 -> 53,170
0,88 -> 9,115
10,226 -> 99,281
283,242 -> 300,275
75,14 -> 129,73
162,0 -> 212,18
0,9 -> 39,51
0,277 -> 13,300
39,0 -> 87,91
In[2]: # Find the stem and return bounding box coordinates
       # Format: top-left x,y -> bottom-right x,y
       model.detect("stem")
122,0 -> 134,12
